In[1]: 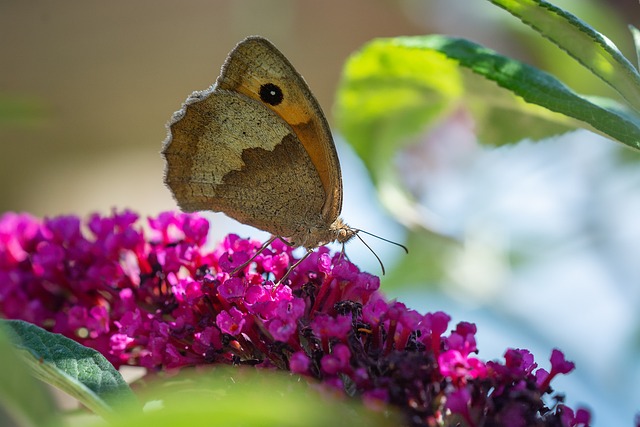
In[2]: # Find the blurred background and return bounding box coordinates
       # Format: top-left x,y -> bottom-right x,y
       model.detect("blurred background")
2,0 -> 640,425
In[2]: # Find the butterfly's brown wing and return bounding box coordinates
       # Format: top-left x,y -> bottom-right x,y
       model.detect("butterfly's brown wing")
215,36 -> 343,225
163,89 -> 327,239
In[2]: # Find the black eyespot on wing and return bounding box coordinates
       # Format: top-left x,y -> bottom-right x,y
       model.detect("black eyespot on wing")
259,83 -> 284,106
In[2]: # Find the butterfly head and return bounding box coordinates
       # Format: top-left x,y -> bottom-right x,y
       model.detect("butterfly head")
289,218 -> 355,249
332,217 -> 357,245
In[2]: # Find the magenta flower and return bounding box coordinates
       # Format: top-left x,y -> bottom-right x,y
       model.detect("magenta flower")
438,350 -> 487,385
0,210 -> 591,426
216,307 -> 246,336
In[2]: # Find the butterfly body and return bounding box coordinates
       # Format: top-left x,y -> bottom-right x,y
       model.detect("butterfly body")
162,36 -> 355,249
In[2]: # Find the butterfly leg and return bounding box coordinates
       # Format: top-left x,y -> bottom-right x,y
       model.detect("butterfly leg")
231,235 -> 278,276
277,248 -> 313,285
338,242 -> 352,263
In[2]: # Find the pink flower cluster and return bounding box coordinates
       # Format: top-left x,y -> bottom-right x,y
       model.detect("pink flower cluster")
0,210 -> 590,426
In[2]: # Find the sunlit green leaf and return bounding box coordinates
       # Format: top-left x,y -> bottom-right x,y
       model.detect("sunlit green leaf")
110,368 -> 399,427
490,0 -> 640,112
335,34 -> 640,234
393,36 -> 640,148
630,25 -> 640,73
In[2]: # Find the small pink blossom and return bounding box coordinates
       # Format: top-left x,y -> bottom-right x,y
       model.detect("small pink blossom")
216,307 -> 246,336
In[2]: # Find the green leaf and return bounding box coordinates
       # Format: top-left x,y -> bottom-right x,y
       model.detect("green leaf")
110,368 -> 400,427
489,0 -> 640,112
416,35 -> 640,148
630,25 -> 640,73
335,35 -> 640,233
335,35 -> 640,182
334,36 -> 581,184
1,320 -> 137,418
0,322 -> 61,427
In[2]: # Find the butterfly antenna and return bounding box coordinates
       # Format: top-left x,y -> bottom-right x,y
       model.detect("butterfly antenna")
355,233 -> 386,275
355,229 -> 408,254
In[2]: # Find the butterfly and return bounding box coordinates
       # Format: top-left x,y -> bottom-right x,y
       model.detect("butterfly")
162,36 -> 404,279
